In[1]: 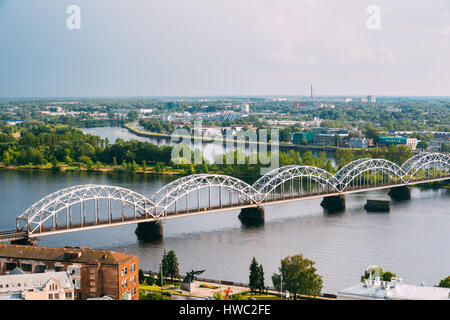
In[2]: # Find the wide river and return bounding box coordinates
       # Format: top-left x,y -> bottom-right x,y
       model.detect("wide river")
0,126 -> 448,294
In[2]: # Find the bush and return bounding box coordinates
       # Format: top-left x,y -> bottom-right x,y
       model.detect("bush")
139,290 -> 170,300
212,291 -> 224,300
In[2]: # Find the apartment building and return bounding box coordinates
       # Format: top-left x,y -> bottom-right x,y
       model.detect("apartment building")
0,244 -> 139,300
0,270 -> 74,300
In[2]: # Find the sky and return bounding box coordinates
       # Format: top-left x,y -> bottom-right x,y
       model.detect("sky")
0,0 -> 449,98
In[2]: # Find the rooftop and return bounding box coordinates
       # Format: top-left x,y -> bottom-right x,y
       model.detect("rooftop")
338,278 -> 450,300
0,244 -> 136,266
0,270 -> 73,294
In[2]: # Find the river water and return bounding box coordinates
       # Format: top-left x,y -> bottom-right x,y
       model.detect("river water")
0,168 -> 449,294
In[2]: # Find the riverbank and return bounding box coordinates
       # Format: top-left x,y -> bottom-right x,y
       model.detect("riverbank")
0,162 -> 185,176
2,161 -> 448,191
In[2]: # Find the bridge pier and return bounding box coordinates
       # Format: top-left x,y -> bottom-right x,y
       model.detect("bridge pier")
321,195 -> 346,212
11,238 -> 37,246
238,207 -> 265,227
388,186 -> 411,201
135,221 -> 163,242
364,199 -> 390,212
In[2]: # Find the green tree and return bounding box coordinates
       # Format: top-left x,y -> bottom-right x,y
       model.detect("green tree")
301,151 -> 315,166
142,160 -> 147,172
51,158 -> 60,171
438,276 -> 450,288
325,160 -> 335,174
249,257 -> 260,293
65,155 -> 73,164
79,155 -> 94,169
160,250 -> 180,283
2,151 -> 12,165
382,271 -> 397,282
316,151 -> 328,169
271,254 -> 323,299
417,140 -> 429,151
335,149 -> 354,168
128,110 -> 139,122
258,264 -> 265,293
138,269 -> 145,284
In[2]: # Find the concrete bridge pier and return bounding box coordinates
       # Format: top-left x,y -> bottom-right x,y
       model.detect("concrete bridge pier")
364,199 -> 390,212
388,186 -> 411,201
239,207 -> 265,227
11,238 -> 37,246
321,195 -> 346,212
135,221 -> 163,242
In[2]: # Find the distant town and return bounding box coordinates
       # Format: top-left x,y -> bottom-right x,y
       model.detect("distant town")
1,95 -> 449,153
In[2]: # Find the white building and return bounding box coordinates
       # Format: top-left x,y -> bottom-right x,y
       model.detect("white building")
337,267 -> 450,300
0,269 -> 74,300
406,138 -> 418,150
241,104 -> 250,114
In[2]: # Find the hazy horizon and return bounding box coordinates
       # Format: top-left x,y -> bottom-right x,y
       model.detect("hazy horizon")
0,0 -> 449,98
1,94 -> 450,101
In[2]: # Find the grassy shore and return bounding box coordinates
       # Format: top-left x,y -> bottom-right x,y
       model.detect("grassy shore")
0,162 -> 185,176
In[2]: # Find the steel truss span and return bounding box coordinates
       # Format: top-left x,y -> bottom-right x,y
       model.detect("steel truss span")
15,153 -> 450,236
17,185 -> 155,235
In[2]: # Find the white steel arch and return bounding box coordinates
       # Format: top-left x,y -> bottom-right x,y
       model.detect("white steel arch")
334,158 -> 406,191
17,185 -> 155,234
254,166 -> 338,201
150,174 -> 259,216
401,153 -> 450,181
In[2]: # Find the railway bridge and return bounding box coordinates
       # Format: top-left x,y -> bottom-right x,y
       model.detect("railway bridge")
0,152 -> 449,244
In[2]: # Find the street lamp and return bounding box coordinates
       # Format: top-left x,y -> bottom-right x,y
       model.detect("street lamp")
280,272 -> 282,297
218,266 -> 222,293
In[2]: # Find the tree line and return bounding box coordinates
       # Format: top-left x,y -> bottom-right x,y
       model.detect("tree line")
0,123 -> 424,185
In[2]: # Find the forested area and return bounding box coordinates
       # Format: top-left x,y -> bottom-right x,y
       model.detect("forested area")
139,119 -> 175,133
0,123 -> 172,168
0,122 -> 432,185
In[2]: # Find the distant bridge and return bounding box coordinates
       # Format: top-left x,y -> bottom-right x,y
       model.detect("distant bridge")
1,152 -> 449,243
